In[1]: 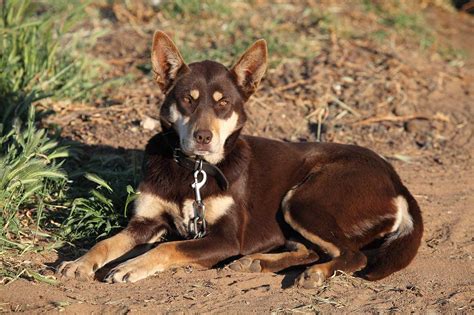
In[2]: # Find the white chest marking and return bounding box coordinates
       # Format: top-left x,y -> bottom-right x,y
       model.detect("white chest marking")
134,192 -> 179,219
134,192 -> 234,230
182,195 -> 234,226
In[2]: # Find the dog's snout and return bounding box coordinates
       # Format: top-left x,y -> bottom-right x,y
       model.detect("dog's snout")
193,129 -> 213,145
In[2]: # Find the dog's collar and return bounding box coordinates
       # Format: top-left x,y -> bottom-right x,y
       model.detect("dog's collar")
173,148 -> 229,191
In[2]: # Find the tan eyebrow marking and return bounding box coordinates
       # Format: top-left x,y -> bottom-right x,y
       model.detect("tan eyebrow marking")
213,91 -> 223,102
190,89 -> 200,100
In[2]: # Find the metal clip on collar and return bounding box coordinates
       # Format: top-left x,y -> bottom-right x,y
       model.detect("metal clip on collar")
189,158 -> 208,238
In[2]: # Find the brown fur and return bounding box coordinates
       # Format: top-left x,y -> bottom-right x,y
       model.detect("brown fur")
58,31 -> 423,287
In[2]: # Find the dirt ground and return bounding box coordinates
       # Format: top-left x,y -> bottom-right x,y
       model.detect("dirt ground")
1,3 -> 473,314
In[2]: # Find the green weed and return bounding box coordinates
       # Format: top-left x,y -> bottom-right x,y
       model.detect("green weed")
0,0 -> 109,253
0,106 -> 68,244
156,2 -> 327,65
361,0 -> 435,50
161,0 -> 230,19
60,174 -> 138,245
58,150 -> 142,245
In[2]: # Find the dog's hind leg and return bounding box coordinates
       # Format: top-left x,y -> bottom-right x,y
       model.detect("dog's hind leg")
227,241 -> 319,273
282,186 -> 368,289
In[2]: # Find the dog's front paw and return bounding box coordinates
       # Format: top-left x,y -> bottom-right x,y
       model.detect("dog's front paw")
104,258 -> 155,284
57,259 -> 95,281
228,257 -> 262,273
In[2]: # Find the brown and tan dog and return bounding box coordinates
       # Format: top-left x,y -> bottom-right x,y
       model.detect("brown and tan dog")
58,31 -> 423,288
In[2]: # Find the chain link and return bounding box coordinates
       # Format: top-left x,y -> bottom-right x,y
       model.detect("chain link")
188,159 -> 208,238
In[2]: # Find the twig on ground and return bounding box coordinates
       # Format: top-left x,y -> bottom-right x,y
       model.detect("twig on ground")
353,114 -> 437,126
275,78 -> 312,92
251,97 -> 271,110
331,96 -> 361,117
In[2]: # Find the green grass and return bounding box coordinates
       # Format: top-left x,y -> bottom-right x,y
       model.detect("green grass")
361,0 -> 436,50
0,1 -> 139,284
0,0 -> 76,247
381,12 -> 434,49
360,0 -> 466,63
58,151 -> 141,245
0,0 -> 104,103
0,0 -> 121,256
0,106 -> 68,246
161,0 -> 231,18
156,1 -> 330,66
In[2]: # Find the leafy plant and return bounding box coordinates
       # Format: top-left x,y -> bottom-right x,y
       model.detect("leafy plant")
0,0 -> 103,250
0,105 -> 68,247
60,173 -> 138,245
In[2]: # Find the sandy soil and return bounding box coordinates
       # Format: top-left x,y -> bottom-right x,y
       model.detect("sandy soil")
1,3 -> 473,314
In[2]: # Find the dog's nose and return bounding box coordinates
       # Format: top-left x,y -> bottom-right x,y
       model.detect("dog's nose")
193,129 -> 213,145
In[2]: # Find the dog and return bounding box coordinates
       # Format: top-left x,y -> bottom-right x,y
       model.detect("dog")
58,31 -> 423,288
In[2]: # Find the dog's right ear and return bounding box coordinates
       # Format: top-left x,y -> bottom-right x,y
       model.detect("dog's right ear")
151,31 -> 189,93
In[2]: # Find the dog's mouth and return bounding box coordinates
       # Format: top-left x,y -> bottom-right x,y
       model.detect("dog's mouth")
180,142 -> 216,157
179,142 -> 226,165
179,135 -> 226,164
193,149 -> 212,155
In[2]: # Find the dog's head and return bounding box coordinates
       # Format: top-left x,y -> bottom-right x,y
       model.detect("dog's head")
151,31 -> 267,164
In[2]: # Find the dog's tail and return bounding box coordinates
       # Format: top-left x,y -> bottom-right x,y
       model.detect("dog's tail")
359,187 -> 423,281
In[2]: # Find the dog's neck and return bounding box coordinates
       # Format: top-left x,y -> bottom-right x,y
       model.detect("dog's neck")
156,126 -> 250,190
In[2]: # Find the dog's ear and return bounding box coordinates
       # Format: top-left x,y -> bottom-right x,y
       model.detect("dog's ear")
151,31 -> 189,93
231,39 -> 267,97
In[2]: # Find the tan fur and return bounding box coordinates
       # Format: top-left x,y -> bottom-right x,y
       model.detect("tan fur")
190,89 -> 199,100
134,192 -> 180,219
282,188 -> 341,257
213,91 -> 223,102
391,195 -> 413,235
57,232 -> 136,280
168,103 -> 191,147
205,195 -> 234,223
229,241 -> 318,273
204,111 -> 239,164
105,242 -> 203,283
182,195 -> 234,226
284,211 -> 341,257
172,104 -> 239,164
344,214 -> 394,238
310,261 -> 334,277
281,187 -> 296,212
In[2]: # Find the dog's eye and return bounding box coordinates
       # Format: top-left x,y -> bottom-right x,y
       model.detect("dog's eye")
218,100 -> 229,108
183,96 -> 191,104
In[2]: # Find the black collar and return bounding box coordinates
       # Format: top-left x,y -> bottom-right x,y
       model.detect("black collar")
161,131 -> 229,191
173,148 -> 229,191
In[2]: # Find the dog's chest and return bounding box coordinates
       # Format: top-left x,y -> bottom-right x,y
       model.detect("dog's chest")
179,196 -> 234,226
134,192 -> 234,230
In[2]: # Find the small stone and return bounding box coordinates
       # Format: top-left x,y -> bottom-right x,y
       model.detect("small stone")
394,102 -> 415,116
405,119 -> 430,134
141,116 -> 159,130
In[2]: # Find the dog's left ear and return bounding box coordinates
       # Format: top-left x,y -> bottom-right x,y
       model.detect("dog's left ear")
231,39 -> 267,97
151,31 -> 189,93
